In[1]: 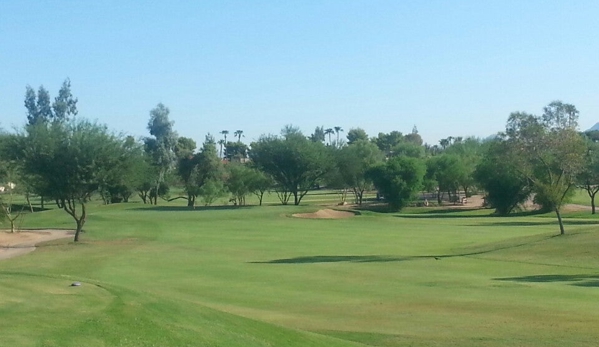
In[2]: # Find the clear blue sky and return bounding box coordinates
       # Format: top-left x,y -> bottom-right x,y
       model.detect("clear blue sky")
1,0 -> 598,147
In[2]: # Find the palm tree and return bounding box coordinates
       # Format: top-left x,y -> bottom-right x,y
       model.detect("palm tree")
217,139 -> 225,158
334,126 -> 343,143
324,128 -> 334,146
234,130 -> 244,142
220,130 -> 229,144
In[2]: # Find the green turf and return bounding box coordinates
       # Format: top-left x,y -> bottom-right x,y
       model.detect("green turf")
1,199 -> 599,346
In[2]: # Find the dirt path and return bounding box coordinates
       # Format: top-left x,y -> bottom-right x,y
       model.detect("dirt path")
292,209 -> 356,219
0,230 -> 73,261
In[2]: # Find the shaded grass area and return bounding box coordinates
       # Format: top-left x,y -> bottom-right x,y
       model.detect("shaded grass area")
2,200 -> 599,346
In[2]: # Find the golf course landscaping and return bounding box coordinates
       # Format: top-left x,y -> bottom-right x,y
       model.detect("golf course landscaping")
1,195 -> 598,347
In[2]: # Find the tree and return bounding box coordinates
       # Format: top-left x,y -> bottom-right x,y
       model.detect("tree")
234,130 -> 244,142
373,131 -> 403,155
426,154 -> 463,204
249,170 -> 273,206
220,130 -> 229,144
145,103 -> 177,205
367,156 -> 425,211
225,163 -> 265,205
25,85 -> 53,125
52,78 -> 78,121
25,79 -> 78,125
346,128 -> 368,145
404,126 -> 423,146
577,138 -> 599,214
14,120 -> 130,242
336,140 -> 384,204
198,178 -> 227,206
504,103 -> 586,235
224,141 -> 248,161
99,136 -> 148,204
334,126 -> 344,144
310,126 -> 326,143
324,128 -> 334,146
186,135 -> 225,208
0,137 -> 25,233
250,132 -> 333,205
474,140 -> 532,215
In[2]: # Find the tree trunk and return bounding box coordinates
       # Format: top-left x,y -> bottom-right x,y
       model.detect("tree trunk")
258,192 -> 264,206
41,196 -> 44,209
25,193 -> 33,213
555,208 -> 565,235
187,193 -> 194,207
592,193 -> 596,215
74,219 -> 85,242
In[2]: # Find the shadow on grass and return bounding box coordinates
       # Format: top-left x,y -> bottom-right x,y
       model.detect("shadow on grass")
4,204 -> 50,213
471,220 -> 599,227
398,208 -> 548,219
252,234 -> 563,265
496,274 -> 599,287
251,255 -> 419,264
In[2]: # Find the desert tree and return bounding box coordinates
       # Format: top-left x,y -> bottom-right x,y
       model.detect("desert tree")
367,156 -> 425,211
250,130 -> 333,205
144,103 -> 177,205
13,120 -> 131,241
504,102 -> 586,235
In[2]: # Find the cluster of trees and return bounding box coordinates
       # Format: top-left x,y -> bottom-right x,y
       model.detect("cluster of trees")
1,80 -> 598,240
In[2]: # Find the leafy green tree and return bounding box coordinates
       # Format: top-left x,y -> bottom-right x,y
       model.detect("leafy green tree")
426,154 -> 463,204
310,126 -> 326,143
250,132 -> 333,205
52,78 -> 78,121
99,136 -> 148,204
224,141 -> 248,161
372,131 -> 403,155
367,156 -> 425,211
25,79 -> 78,125
391,142 -> 424,158
336,140 -> 384,204
248,169 -> 273,206
474,140 -> 532,215
13,120 -> 130,241
225,163 -> 257,205
577,138 -> 599,214
444,137 -> 483,197
145,103 -> 177,205
198,178 -> 227,206
185,135 -> 225,208
404,126 -> 423,146
346,128 -> 368,145
504,103 -> 586,234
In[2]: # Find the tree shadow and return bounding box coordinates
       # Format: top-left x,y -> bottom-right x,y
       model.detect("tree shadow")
251,234 -> 561,265
131,205 -> 256,212
4,204 -> 50,213
472,220 -> 599,227
250,255 -> 432,264
495,274 -> 599,287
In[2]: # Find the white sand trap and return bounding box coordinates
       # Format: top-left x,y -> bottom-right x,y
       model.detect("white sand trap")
0,230 -> 73,261
292,209 -> 356,219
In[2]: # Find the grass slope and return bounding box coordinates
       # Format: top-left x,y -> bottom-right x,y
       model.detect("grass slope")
1,201 -> 599,346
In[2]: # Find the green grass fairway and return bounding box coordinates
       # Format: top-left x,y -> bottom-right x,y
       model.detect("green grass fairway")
2,202 -> 599,346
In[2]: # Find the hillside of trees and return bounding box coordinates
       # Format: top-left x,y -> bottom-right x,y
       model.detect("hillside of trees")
2,80 -> 598,240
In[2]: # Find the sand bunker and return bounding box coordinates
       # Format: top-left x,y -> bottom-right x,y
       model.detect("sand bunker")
0,230 -> 73,261
292,209 -> 355,219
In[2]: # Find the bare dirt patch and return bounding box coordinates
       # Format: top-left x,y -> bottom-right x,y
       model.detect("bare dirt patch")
292,209 -> 356,219
0,230 -> 73,261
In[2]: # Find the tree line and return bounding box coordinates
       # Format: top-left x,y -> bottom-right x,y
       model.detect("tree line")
1,80 -> 597,241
